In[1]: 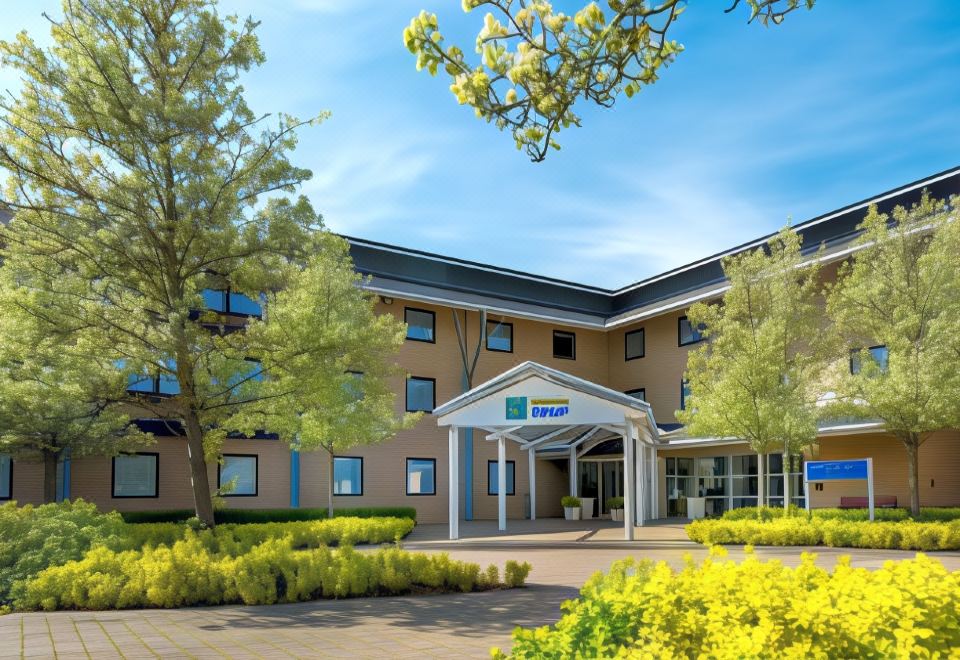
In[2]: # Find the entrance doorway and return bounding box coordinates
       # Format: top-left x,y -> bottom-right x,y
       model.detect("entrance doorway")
578,460 -> 624,518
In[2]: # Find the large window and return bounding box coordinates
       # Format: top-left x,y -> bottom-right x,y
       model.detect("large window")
553,330 -> 576,360
0,454 -> 11,500
333,457 -> 363,495
406,458 -> 436,496
404,307 -> 435,343
665,457 -> 694,517
767,453 -> 805,508
406,377 -> 436,413
680,379 -> 691,410
486,320 -> 513,353
127,359 -> 180,396
202,289 -> 263,317
112,453 -> 158,498
487,460 -> 516,496
731,454 -> 759,509
219,454 -> 258,496
850,345 -> 889,375
625,388 -> 646,401
697,457 -> 728,516
678,316 -> 705,346
625,328 -> 645,360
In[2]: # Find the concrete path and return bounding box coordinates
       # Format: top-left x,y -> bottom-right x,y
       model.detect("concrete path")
3,540 -> 959,659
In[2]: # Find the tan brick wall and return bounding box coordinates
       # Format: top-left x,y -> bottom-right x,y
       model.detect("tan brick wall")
8,458 -> 44,505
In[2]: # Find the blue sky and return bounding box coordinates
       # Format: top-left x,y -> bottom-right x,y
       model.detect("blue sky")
3,1 -> 960,288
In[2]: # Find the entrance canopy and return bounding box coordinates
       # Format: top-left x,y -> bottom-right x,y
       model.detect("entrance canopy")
434,361 -> 662,540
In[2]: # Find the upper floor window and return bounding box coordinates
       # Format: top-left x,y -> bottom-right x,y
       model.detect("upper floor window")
850,345 -> 889,375
0,454 -> 11,500
678,316 -> 705,346
486,320 -> 513,353
553,330 -> 576,360
202,289 -> 263,317
405,307 -> 435,343
625,328 -> 645,360
680,379 -> 692,410
406,376 -> 436,413
112,453 -> 158,498
625,388 -> 646,401
127,359 -> 180,396
219,454 -> 258,496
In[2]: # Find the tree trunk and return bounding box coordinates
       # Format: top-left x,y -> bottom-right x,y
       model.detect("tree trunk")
42,449 -> 59,504
327,448 -> 335,519
183,412 -> 216,527
903,434 -> 921,517
757,451 -> 765,513
783,448 -> 791,511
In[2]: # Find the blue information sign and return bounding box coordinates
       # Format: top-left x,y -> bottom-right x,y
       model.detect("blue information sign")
805,459 -> 870,482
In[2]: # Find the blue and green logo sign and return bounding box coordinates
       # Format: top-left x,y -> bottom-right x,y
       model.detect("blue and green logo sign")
506,396 -> 527,420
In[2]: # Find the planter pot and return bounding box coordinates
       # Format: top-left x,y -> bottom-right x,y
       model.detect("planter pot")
610,508 -> 624,522
564,506 -> 581,521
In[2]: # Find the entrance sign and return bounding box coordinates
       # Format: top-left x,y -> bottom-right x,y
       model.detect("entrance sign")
804,458 -> 875,521
505,396 -> 570,421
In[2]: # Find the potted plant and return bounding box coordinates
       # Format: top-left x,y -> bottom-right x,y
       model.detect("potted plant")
606,496 -> 625,522
561,495 -> 581,521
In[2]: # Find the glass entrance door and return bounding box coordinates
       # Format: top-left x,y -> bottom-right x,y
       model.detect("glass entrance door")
601,461 -> 623,514
578,462 -> 599,518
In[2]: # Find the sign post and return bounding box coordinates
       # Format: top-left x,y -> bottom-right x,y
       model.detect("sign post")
803,458 -> 875,521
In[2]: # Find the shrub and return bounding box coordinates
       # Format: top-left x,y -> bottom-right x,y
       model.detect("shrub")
560,496 -> 581,508
504,560 -> 532,588
17,536 -> 530,610
686,516 -> 960,551
605,497 -> 624,510
494,548 -> 960,658
120,506 -> 418,525
720,505 -> 960,523
124,516 -> 415,552
0,500 -> 127,605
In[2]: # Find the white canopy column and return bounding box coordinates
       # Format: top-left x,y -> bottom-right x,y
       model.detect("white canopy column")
448,426 -> 459,540
528,447 -> 537,521
497,434 -> 507,531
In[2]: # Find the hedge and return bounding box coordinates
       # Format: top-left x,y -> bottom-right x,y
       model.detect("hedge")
494,548 -> 959,658
686,516 -> 960,551
124,516 -> 415,551
18,535 -> 532,611
720,505 -> 960,523
120,506 -> 418,524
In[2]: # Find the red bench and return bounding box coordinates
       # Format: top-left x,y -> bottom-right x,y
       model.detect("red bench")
839,496 -> 897,509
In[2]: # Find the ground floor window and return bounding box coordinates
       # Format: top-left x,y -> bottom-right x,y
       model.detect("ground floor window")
112,453 -> 158,498
487,460 -> 515,495
334,456 -> 363,495
219,454 -> 258,496
406,458 -> 436,495
0,454 -> 11,500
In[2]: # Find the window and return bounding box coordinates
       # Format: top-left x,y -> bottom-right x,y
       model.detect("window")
625,328 -> 645,360
767,453 -> 805,508
680,379 -> 691,410
487,460 -> 515,495
406,377 -> 436,412
486,320 -> 513,353
202,289 -> 263,317
678,316 -> 705,346
553,330 -> 576,360
697,456 -> 727,516
731,455 -> 759,509
333,457 -> 363,495
404,307 -> 435,343
406,458 -> 436,495
850,345 -> 889,375
625,388 -> 646,401
112,453 -> 158,498
219,454 -> 258,496
344,371 -> 364,401
665,457 -> 694,517
127,359 -> 180,396
0,454 -> 11,500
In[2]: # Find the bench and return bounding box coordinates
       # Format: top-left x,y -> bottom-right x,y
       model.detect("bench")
839,496 -> 897,509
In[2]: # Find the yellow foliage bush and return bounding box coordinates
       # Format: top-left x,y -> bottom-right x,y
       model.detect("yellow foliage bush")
495,548 -> 960,659
17,533 -> 531,611
686,516 -> 960,550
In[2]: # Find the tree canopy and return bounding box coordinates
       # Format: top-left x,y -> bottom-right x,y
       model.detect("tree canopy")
404,0 -> 815,161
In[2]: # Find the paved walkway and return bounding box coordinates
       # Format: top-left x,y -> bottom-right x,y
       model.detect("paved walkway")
4,528 -> 960,659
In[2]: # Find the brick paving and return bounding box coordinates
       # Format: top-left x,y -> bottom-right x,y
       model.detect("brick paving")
3,524 -> 959,659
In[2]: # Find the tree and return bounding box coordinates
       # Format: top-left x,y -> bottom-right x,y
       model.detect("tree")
677,227 -> 827,510
0,0 -> 407,525
404,0 -> 815,161
0,272 -> 150,502
825,194 -> 960,517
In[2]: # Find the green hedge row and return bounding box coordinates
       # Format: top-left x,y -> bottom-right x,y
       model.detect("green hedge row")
720,505 -> 960,523
686,516 -> 960,550
120,506 -> 418,524
19,536 -> 532,611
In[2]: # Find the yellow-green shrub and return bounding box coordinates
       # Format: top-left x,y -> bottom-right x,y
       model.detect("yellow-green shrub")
18,534 -> 530,611
124,516 -> 414,553
495,548 -> 960,658
686,516 -> 960,550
